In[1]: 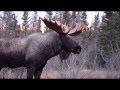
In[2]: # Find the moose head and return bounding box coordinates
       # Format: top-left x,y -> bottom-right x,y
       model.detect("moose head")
40,17 -> 83,60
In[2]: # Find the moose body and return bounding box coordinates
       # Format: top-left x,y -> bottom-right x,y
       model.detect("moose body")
0,32 -> 81,79
0,17 -> 85,79
0,32 -> 61,67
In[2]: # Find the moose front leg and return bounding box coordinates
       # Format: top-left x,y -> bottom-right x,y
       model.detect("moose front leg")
34,62 -> 46,79
34,69 -> 43,79
27,65 -> 36,79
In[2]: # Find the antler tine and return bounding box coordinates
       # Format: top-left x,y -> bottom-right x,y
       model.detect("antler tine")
40,17 -> 84,36
40,17 -> 70,35
61,19 -> 75,34
68,22 -> 83,36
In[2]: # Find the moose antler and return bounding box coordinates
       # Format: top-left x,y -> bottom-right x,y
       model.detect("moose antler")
40,17 -> 83,36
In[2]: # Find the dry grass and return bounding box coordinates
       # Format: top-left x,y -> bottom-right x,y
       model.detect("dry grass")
0,67 -> 27,79
41,68 -> 120,79
0,67 -> 120,79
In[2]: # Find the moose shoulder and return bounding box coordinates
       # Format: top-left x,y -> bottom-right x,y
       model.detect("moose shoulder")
0,18 -> 83,79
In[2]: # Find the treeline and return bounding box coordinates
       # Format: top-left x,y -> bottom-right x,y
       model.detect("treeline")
1,11 -> 120,78
79,11 -> 120,70
53,11 -> 120,71
0,11 -> 43,38
96,11 -> 120,70
0,11 -> 98,38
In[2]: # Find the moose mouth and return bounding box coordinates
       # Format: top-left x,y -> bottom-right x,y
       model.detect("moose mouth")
72,49 -> 81,54
71,46 -> 81,54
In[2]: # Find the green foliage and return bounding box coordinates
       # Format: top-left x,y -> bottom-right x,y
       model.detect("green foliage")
62,11 -> 72,25
97,11 -> 120,59
92,13 -> 100,28
3,11 -> 18,30
53,11 -> 61,21
33,11 -> 38,27
22,11 -> 30,35
81,11 -> 88,26
76,11 -> 82,23
71,11 -> 77,20
38,17 -> 41,31
22,11 -> 29,31
46,11 -> 53,20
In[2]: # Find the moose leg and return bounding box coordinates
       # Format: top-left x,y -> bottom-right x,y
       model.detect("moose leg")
34,68 -> 42,79
27,65 -> 36,79
34,63 -> 46,79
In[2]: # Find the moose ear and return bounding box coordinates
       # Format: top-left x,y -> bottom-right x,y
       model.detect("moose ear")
59,50 -> 71,62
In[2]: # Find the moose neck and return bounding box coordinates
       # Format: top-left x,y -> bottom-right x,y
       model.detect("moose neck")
59,34 -> 70,51
44,32 -> 63,60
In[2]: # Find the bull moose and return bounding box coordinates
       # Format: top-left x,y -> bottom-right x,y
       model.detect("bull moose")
0,17 -> 83,79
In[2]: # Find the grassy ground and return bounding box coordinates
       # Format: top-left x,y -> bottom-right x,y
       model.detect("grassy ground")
41,68 -> 120,79
0,67 -> 120,79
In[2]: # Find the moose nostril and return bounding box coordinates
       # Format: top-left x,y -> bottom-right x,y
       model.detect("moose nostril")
76,46 -> 81,54
77,49 -> 81,54
71,46 -> 81,54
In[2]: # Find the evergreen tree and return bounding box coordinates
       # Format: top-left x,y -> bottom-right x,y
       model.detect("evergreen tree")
71,11 -> 77,20
46,11 -> 53,20
62,11 -> 72,25
81,11 -> 88,26
31,11 -> 38,31
32,11 -> 38,31
80,11 -> 90,41
0,15 -> 5,31
92,13 -> 100,28
38,17 -> 41,32
53,11 -> 61,21
12,14 -> 18,30
2,11 -> 18,38
3,11 -> 17,30
22,11 -> 29,35
97,11 -> 120,60
76,11 -> 82,23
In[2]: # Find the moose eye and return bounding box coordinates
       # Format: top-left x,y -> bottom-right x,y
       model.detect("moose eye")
67,38 -> 69,40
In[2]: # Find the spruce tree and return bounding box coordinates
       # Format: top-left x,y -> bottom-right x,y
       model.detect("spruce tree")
81,11 -> 88,26
3,11 -> 17,30
76,11 -> 82,23
33,11 -> 38,26
62,11 -> 72,25
53,11 -> 61,21
97,11 -> 120,59
38,17 -> 41,32
2,11 -> 18,38
92,13 -> 100,28
22,11 -> 29,36
71,11 -> 77,20
46,11 -> 53,20
33,11 -> 38,31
